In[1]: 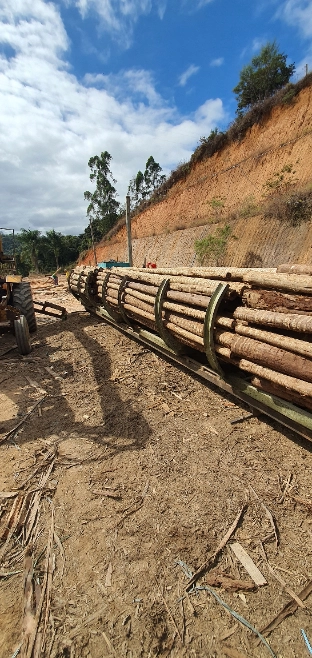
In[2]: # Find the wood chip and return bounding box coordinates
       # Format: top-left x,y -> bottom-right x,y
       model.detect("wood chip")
102,631 -> 117,656
257,580 -> 312,641
291,494 -> 312,511
205,571 -> 255,591
186,505 -> 247,590
0,491 -> 19,499
220,625 -> 238,641
223,646 -> 248,658
230,543 -> 267,587
105,562 -> 113,587
249,486 -> 278,550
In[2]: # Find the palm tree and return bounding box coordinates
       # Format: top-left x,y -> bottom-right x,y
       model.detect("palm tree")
45,229 -> 62,270
19,229 -> 42,272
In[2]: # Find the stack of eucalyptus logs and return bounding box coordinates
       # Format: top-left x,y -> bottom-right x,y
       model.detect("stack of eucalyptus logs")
69,264 -> 312,413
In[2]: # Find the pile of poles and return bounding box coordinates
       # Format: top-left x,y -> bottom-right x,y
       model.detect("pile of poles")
69,264 -> 312,413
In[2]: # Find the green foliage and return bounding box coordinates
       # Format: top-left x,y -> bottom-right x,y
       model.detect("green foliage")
18,229 -> 42,272
264,187 -> 312,226
195,224 -> 236,266
233,42 -> 295,114
15,229 -> 81,273
84,151 -> 120,241
199,128 -> 221,145
128,156 -> 166,207
263,163 -> 298,195
238,195 -> 260,218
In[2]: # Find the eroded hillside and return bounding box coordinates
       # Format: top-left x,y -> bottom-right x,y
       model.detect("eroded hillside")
81,84 -> 312,268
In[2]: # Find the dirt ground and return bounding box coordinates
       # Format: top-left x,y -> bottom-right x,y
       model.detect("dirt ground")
0,275 -> 311,658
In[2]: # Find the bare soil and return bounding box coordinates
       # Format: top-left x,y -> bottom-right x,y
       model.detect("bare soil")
0,276 -> 311,658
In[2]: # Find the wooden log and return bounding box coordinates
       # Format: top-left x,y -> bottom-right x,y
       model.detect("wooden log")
164,312 -> 204,337
215,345 -> 312,398
243,272 -> 312,294
126,311 -> 156,332
104,281 -> 119,291
169,279 -> 245,298
127,281 -> 159,295
133,267 -> 276,281
216,331 -> 312,384
123,303 -> 155,323
164,321 -> 205,351
166,289 -> 210,308
215,345 -> 231,360
251,377 -> 312,412
216,316 -> 235,330
234,322 -> 312,359
163,301 -> 206,321
277,264 -> 312,276
234,307 -> 312,333
112,268 -> 245,296
106,287 -> 118,300
106,295 -> 119,307
242,288 -> 312,314
124,287 -> 156,305
123,293 -> 154,315
237,359 -> 312,398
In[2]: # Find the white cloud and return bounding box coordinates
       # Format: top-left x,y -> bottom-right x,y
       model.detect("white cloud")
66,0 -> 167,45
210,57 -> 224,67
0,0 -> 225,234
276,1 -> 312,76
251,37 -> 266,52
178,64 -> 200,87
277,0 -> 312,39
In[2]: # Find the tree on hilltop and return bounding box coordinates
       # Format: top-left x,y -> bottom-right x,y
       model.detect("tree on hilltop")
84,151 -> 120,243
233,41 -> 295,114
128,156 -> 166,206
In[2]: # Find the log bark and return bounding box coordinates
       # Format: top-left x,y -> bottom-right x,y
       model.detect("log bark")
123,293 -> 154,315
106,287 -> 118,300
123,303 -> 155,324
106,295 -> 119,307
242,288 -> 312,313
112,268 -> 245,296
216,316 -> 235,330
127,281 -> 159,295
234,322 -> 312,359
243,272 -> 312,294
164,321 -> 205,351
251,377 -> 312,412
166,289 -> 210,308
276,264 -> 312,275
134,267 -> 275,281
164,312 -> 204,337
234,307 -> 312,333
124,287 -> 156,305
216,331 -> 312,384
214,347 -> 312,398
163,301 -> 206,321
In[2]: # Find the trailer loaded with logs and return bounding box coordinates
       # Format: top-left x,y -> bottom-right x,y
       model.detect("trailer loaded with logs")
69,263 -> 312,442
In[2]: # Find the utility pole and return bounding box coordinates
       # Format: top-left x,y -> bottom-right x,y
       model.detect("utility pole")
126,194 -> 133,266
89,217 -> 97,266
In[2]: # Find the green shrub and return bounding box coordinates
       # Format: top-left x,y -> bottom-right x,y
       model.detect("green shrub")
195,224 -> 236,265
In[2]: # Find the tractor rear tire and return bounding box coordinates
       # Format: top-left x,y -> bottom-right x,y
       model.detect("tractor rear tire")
12,282 -> 37,333
14,315 -> 32,355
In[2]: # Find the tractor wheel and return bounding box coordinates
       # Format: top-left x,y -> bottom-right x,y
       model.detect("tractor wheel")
14,315 -> 32,355
12,282 -> 37,333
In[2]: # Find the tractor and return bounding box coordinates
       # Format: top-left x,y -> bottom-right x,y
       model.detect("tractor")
0,229 -> 37,355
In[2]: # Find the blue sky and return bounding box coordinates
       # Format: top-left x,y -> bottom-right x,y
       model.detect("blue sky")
0,0 -> 312,235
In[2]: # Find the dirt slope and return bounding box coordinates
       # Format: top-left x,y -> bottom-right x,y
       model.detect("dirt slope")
81,84 -> 312,268
1,278 -> 312,657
